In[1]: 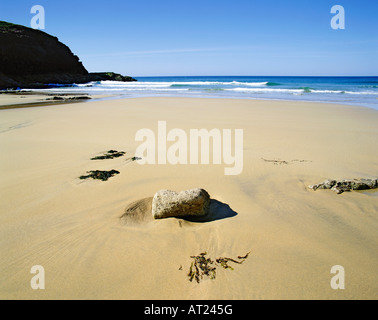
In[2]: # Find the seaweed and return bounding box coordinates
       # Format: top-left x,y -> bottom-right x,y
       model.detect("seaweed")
237,252 -> 251,260
262,158 -> 311,165
91,150 -> 126,160
188,252 -> 216,283
79,170 -> 120,181
216,256 -> 246,271
187,251 -> 251,283
262,158 -> 289,165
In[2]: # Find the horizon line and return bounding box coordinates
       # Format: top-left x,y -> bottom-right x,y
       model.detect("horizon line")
128,75 -> 378,78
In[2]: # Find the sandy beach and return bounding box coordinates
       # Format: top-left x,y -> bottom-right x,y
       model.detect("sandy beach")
0,96 -> 377,300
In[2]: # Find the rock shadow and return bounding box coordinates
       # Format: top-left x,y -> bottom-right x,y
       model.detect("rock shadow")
182,199 -> 238,223
120,198 -> 237,226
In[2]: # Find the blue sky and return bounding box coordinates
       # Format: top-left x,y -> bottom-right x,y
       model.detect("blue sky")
1,0 -> 378,76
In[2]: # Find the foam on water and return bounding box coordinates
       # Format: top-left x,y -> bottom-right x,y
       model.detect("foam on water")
20,76 -> 378,110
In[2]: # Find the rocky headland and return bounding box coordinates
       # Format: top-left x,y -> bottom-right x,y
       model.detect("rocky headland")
0,21 -> 136,90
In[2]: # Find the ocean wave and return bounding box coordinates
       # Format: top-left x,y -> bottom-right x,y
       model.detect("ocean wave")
169,81 -> 223,86
226,88 -> 378,95
171,81 -> 270,87
310,89 -> 345,94
17,76 -> 377,110
31,80 -> 378,98
91,80 -> 272,88
359,85 -> 378,89
299,87 -> 313,93
230,81 -> 268,86
311,89 -> 378,95
86,81 -> 172,88
123,88 -> 190,92
225,88 -> 304,94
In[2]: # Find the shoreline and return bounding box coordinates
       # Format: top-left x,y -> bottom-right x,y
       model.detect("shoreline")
0,91 -> 112,110
1,96 -> 377,299
1,90 -> 377,112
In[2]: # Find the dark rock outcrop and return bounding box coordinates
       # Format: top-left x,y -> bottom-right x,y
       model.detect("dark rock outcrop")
309,178 -> 378,194
0,21 -> 136,90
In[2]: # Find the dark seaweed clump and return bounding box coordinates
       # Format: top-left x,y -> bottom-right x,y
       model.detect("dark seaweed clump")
91,150 -> 126,160
79,170 -> 120,181
188,251 -> 250,283
188,252 -> 216,283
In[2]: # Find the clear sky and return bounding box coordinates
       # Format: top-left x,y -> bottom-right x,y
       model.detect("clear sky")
1,0 -> 377,76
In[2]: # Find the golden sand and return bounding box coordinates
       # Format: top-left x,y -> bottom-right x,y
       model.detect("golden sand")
0,97 -> 377,299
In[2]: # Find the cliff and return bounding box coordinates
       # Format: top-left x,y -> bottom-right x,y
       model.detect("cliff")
0,21 -> 136,89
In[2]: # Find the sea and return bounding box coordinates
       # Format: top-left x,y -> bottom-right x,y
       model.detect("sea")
26,76 -> 378,110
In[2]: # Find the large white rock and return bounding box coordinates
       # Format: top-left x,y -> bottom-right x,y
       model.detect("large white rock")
152,188 -> 211,219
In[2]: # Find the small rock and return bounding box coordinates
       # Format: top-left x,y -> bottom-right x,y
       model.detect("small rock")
50,96 -> 65,100
309,179 -> 336,191
309,178 -> 378,194
152,188 -> 211,219
68,96 -> 91,100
